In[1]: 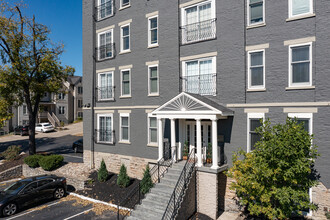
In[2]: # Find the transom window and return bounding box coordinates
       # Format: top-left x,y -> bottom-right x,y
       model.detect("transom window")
247,113 -> 264,152
182,57 -> 216,96
98,30 -> 113,60
98,114 -> 113,143
98,72 -> 113,100
121,69 -> 131,97
248,50 -> 265,89
248,0 -> 264,25
120,114 -> 130,142
289,43 -> 312,87
121,25 -> 130,52
289,0 -> 313,18
97,0 -> 113,20
148,65 -> 159,95
148,116 -> 157,145
148,16 -> 158,46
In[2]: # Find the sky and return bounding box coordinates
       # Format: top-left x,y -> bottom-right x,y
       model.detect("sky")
23,0 -> 82,76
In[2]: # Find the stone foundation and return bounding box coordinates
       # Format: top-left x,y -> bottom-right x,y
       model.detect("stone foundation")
0,165 -> 22,182
84,150 -> 157,180
312,182 -> 330,220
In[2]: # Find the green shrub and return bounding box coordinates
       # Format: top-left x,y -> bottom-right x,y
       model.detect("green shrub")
98,159 -> 108,182
326,210 -> 330,219
1,145 -> 21,161
183,141 -> 189,157
140,165 -> 153,194
117,164 -> 130,188
24,155 -> 43,168
39,155 -> 64,171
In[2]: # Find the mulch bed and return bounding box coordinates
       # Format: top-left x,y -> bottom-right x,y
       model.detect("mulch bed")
76,171 -> 141,209
0,154 -> 27,173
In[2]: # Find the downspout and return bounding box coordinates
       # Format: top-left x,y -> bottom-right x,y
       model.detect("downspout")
244,0 -> 247,103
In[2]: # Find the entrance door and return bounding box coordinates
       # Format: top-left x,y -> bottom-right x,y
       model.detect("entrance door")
185,121 -> 212,158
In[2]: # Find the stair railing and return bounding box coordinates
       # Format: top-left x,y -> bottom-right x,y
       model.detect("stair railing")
52,112 -> 61,127
162,150 -> 196,220
149,158 -> 172,183
47,112 -> 56,127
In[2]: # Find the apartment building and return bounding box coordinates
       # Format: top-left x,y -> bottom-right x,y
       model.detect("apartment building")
83,0 -> 330,218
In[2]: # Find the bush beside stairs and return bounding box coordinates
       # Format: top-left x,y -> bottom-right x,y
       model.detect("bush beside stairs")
128,161 -> 188,220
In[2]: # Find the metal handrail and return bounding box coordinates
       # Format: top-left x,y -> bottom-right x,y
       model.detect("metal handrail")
95,43 -> 115,61
180,18 -> 216,44
162,150 -> 196,220
181,73 -> 217,96
96,86 -> 115,101
149,158 -> 172,183
95,0 -> 113,21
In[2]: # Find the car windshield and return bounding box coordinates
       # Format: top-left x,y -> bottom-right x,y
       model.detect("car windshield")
43,123 -> 52,126
3,180 -> 30,195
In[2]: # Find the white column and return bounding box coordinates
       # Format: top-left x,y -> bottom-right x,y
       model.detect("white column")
171,119 -> 177,162
196,119 -> 203,167
158,118 -> 164,161
178,119 -> 183,160
211,119 -> 219,169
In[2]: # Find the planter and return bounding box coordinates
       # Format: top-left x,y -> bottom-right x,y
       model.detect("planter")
206,158 -> 212,164
183,156 -> 188,160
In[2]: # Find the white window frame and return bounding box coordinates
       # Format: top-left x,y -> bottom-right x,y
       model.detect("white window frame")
23,105 -> 27,115
247,0 -> 265,26
120,0 -> 130,9
78,86 -> 83,94
98,0 -> 113,20
119,113 -> 130,143
98,71 -> 114,101
77,112 -> 83,118
78,99 -> 83,108
247,113 -> 265,153
97,29 -> 114,60
97,113 -> 113,144
148,15 -> 158,47
288,0 -> 313,18
59,106 -> 65,115
148,64 -> 159,96
247,49 -> 265,90
288,42 -> 312,88
148,114 -> 158,146
58,93 -> 65,100
120,24 -> 130,53
120,69 -> 131,97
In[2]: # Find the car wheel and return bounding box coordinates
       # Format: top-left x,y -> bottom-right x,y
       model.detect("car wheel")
2,203 -> 17,216
54,187 -> 65,199
74,146 -> 78,153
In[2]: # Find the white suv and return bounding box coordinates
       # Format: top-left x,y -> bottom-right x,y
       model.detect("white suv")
35,123 -> 55,133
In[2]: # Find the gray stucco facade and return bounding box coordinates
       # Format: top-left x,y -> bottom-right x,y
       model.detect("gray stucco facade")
83,0 -> 330,194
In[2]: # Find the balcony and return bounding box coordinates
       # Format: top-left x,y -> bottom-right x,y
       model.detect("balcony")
97,86 -> 115,101
95,0 -> 113,21
181,73 -> 216,96
95,43 -> 115,61
180,18 -> 216,45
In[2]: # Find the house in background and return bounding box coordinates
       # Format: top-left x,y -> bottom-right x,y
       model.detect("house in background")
83,0 -> 329,219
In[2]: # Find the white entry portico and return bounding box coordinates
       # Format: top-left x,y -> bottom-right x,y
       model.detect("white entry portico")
152,92 -> 234,169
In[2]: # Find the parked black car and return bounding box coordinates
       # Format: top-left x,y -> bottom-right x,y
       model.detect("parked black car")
13,125 -> 29,136
0,175 -> 67,217
72,139 -> 83,153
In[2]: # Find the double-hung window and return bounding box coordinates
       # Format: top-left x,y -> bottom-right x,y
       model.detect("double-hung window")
182,56 -> 216,95
98,0 -> 113,20
289,43 -> 312,87
148,16 -> 158,47
98,114 -> 113,143
289,0 -> 313,18
121,25 -> 130,52
120,113 -> 130,143
98,30 -> 113,60
23,105 -> 27,115
247,113 -> 264,152
148,65 -> 159,95
121,0 -> 130,8
78,99 -> 83,108
181,0 -> 216,44
98,72 -> 114,100
148,116 -> 157,145
248,0 -> 265,26
78,86 -> 83,94
59,106 -> 65,115
58,93 -> 65,100
248,50 -> 265,89
121,69 -> 131,97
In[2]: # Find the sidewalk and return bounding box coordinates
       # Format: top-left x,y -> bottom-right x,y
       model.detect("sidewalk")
217,212 -> 243,220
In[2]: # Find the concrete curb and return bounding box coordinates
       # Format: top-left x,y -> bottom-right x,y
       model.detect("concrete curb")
0,177 -> 22,184
68,192 -> 132,212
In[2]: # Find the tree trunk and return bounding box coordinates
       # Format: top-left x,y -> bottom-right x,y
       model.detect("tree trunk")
28,112 -> 37,155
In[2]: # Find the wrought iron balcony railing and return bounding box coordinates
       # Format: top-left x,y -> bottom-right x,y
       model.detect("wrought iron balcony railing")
95,43 -> 115,61
95,0 -> 113,21
96,86 -> 115,101
180,18 -> 216,44
181,73 -> 217,96
95,129 -> 114,144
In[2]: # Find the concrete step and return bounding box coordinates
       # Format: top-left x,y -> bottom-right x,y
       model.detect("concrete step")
135,203 -> 165,216
141,199 -> 167,211
161,177 -> 178,187
129,208 -> 163,220
145,192 -> 171,204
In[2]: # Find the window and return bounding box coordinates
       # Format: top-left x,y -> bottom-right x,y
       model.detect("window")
121,25 -> 130,52
148,65 -> 159,95
289,43 -> 312,87
78,112 -> 83,118
59,106 -> 65,115
23,120 -> 29,125
98,72 -> 113,100
148,16 -> 158,47
248,0 -> 264,25
58,93 -> 65,100
98,30 -> 113,60
37,179 -> 54,187
120,113 -> 130,142
121,0 -> 130,8
247,113 -> 264,152
148,116 -> 157,145
248,50 -> 265,89
182,56 -> 216,95
23,105 -> 27,115
97,114 -> 113,143
121,69 -> 131,97
78,99 -> 83,108
289,0 -> 313,18
98,0 -> 113,20
78,86 -> 83,94
181,0 -> 216,44
22,182 -> 38,194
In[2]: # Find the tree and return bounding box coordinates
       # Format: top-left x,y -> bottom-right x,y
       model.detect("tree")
227,118 -> 319,220
140,165 -> 153,194
98,159 -> 109,182
117,164 -> 130,188
0,1 -> 74,154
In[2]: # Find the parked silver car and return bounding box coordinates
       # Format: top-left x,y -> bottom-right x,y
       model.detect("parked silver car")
35,123 -> 54,133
